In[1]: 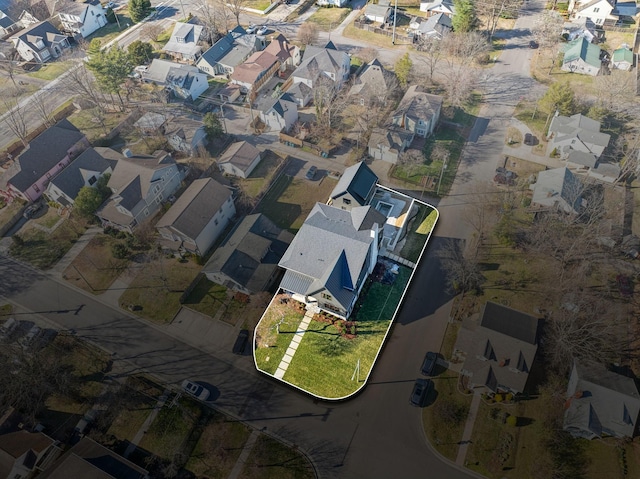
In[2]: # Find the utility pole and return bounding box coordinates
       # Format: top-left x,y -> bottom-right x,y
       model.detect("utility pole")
392,0 -> 398,45
437,157 -> 449,196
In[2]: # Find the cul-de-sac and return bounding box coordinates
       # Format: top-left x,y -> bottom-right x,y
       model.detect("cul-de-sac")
0,0 -> 639,477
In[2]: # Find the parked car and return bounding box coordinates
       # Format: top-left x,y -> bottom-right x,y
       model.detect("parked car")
233,329 -> 249,355
257,25 -> 268,35
75,409 -> 98,435
23,202 -> 43,219
421,351 -> 437,376
134,65 -> 148,73
103,1 -> 116,9
305,165 -> 317,180
410,379 -> 432,407
246,24 -> 257,34
20,325 -> 41,350
181,380 -> 210,401
529,40 -> 539,49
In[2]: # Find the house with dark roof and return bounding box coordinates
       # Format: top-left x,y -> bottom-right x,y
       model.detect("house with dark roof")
162,22 -> 204,62
156,178 -> 235,255
258,93 -> 298,132
38,436 -> 148,479
531,167 -> 583,214
348,59 -> 397,107
17,0 -> 56,27
96,148 -> 184,232
564,361 -> 640,439
547,113 -> 610,162
142,59 -> 208,101
164,116 -> 207,156
278,202 -> 385,319
0,119 -> 89,203
0,430 -> 61,479
409,12 -> 452,39
561,36 -> 602,76
10,20 -> 70,63
203,213 -> 294,294
195,26 -> 266,76
0,10 -> 20,38
367,127 -> 414,164
454,302 -> 541,394
218,141 -> 262,178
328,161 -> 378,211
44,147 -> 117,207
289,41 -> 350,106
392,85 -> 443,138
57,0 -> 107,38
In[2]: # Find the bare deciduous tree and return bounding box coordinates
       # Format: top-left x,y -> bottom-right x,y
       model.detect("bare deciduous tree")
313,75 -> 349,138
415,35 -> 445,84
398,149 -> 425,177
0,53 -> 21,90
191,0 -> 225,44
356,47 -> 377,64
225,0 -> 247,26
31,91 -> 56,128
476,0 -> 521,38
593,70 -> 636,113
2,98 -> 29,147
141,23 -> 164,43
298,22 -> 319,46
531,10 -> 564,50
440,32 -> 490,107
437,238 -> 484,295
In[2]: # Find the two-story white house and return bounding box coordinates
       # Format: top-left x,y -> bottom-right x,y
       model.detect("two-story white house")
96,148 -> 185,232
569,0 -> 617,25
57,0 -> 107,39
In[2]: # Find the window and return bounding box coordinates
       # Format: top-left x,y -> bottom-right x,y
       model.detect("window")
144,208 -> 149,216
214,218 -> 219,226
322,293 -> 332,300
88,176 -> 97,185
593,7 -> 599,12
33,184 -> 40,192
343,198 -> 351,205
46,172 -> 51,179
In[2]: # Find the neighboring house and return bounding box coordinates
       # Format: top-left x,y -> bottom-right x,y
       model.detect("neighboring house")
164,117 -> 207,156
419,0 -> 456,17
0,10 -> 20,38
530,167 -> 583,214
285,81 -> 313,108
230,50 -> 279,94
316,0 -> 350,7
263,33 -> 301,71
547,112 -> 610,160
156,177 -> 235,255
364,3 -> 392,23
562,17 -> 599,43
0,430 -> 61,479
0,119 -> 89,203
612,46 -> 634,70
196,26 -> 266,77
348,58 -> 397,106
10,21 -> 70,63
564,361 -> 640,439
454,302 -> 541,395
289,41 -> 350,107
367,127 -> 414,164
96,149 -> 184,233
142,59 -> 208,101
570,0 -> 616,25
278,202 -> 386,319
259,93 -> 298,132
328,161 -> 378,211
218,141 -> 262,178
134,112 -> 168,135
203,213 -> 294,295
561,36 -> 602,76
410,12 -> 452,39
162,21 -> 204,62
57,0 -> 107,39
44,147 -> 117,207
589,161 -> 621,183
38,436 -> 148,479
18,0 -> 56,26
391,85 -> 443,138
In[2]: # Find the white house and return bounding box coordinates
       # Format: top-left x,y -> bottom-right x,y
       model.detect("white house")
156,177 -> 235,256
570,0 -> 616,25
0,10 -> 20,38
162,22 -> 204,62
218,141 -> 262,178
259,93 -> 298,132
420,0 -> 456,17
561,37 -> 602,76
57,0 -> 107,38
10,21 -> 70,63
316,0 -> 350,6
364,3 -> 392,23
142,59 -> 208,101
392,85 -> 443,138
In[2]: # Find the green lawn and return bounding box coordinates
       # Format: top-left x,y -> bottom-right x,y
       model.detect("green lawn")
307,6 -> 352,30
255,302 -> 306,375
85,13 -> 134,45
68,108 -> 130,143
281,266 -> 412,398
27,60 -> 75,81
399,204 -> 438,263
235,152 -> 284,199
240,435 -> 315,479
244,0 -> 272,10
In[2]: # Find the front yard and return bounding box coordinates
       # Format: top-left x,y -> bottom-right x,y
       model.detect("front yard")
307,6 -> 352,31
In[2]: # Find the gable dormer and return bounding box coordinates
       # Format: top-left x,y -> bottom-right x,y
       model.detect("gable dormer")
480,339 -> 495,361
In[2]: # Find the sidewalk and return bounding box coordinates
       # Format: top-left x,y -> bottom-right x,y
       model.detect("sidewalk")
455,392 -> 482,466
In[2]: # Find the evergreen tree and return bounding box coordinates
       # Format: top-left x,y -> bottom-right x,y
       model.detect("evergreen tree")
452,0 -> 479,32
394,53 -> 413,88
129,0 -> 152,23
539,82 -> 575,116
203,112 -> 224,140
128,40 -> 153,65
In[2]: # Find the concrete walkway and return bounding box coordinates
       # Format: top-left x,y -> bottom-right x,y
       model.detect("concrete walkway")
227,429 -> 261,479
123,389 -> 170,459
49,225 -> 102,278
455,392 -> 482,466
273,309 -> 314,379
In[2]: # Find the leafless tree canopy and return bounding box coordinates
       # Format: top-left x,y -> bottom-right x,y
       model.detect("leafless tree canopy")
437,238 -> 484,295
531,10 -> 564,50
476,0 -> 521,37
440,32 -> 490,107
298,22 -> 319,46
2,98 -> 29,147
225,0 -> 247,26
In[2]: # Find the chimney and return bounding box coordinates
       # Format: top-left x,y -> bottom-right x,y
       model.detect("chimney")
122,148 -> 133,158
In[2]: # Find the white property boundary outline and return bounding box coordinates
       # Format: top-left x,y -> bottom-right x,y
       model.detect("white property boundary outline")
252,184 -> 440,401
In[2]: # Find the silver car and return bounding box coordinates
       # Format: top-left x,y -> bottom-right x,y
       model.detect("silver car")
181,380 -> 210,401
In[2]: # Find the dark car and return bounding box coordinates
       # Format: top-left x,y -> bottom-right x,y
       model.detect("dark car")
524,133 -> 537,146
421,351 -> 437,376
233,329 -> 250,355
23,202 -> 43,219
529,40 -> 539,49
305,165 -> 317,180
616,274 -> 633,297
410,379 -> 432,407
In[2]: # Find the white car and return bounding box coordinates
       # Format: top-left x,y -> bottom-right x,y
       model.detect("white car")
134,65 -> 148,73
246,24 -> 257,34
257,25 -> 268,35
103,1 -> 116,9
181,380 -> 210,401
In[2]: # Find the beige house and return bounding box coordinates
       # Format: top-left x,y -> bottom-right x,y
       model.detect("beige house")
218,141 -> 262,178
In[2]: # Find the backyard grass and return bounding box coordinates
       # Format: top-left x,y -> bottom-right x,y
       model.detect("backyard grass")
68,108 -> 130,143
27,60 -> 75,81
307,6 -> 352,30
254,174 -> 338,232
186,412 -> 252,478
240,434 -> 315,479
10,217 -> 88,270
514,102 -> 550,138
255,301 -> 306,375
280,266 -> 412,398
343,23 -> 397,48
63,233 -> 130,294
32,207 -> 63,230
423,374 -> 472,461
399,204 -> 438,263
118,256 -> 202,322
235,151 -> 284,198
0,199 -> 25,230
245,0 -> 274,10
139,398 -> 201,460
85,13 -> 134,45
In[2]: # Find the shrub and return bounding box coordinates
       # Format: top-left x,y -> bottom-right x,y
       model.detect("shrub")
494,393 -> 504,402
12,235 -> 24,247
111,242 -> 130,259
505,393 -> 514,402
506,414 -> 517,427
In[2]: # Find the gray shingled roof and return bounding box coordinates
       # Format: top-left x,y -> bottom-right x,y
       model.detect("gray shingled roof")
9,119 -> 85,192
330,161 -> 378,206
143,59 -> 200,86
48,147 -> 116,201
564,361 -> 640,439
532,167 -> 582,214
162,22 -> 203,56
349,58 -> 397,97
549,113 -> 610,151
293,41 -> 347,83
393,85 -> 443,125
218,141 -> 260,173
156,177 -> 232,240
